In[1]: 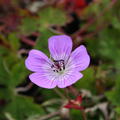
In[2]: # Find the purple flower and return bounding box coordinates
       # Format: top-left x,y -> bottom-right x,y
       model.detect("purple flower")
25,35 -> 90,89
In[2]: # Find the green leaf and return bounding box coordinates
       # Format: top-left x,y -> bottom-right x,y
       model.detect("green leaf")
0,57 -> 10,85
105,75 -> 120,106
35,29 -> 55,55
70,109 -> 83,120
38,7 -> 67,31
20,17 -> 39,34
98,29 -> 120,59
0,88 -> 13,101
115,107 -> 120,115
112,17 -> 120,30
10,60 -> 29,87
8,33 -> 20,51
87,28 -> 120,68
75,67 -> 96,94
5,95 -> 45,120
0,46 -> 9,56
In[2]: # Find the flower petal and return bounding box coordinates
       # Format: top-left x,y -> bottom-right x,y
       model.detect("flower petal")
29,72 -> 58,89
25,49 -> 50,72
70,45 -> 90,71
57,71 -> 83,88
48,35 -> 72,60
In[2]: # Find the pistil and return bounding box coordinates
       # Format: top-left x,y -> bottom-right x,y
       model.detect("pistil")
51,59 -> 65,73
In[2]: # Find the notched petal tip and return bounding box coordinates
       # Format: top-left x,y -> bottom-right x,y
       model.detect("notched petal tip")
28,49 -> 48,58
48,34 -> 73,60
48,35 -> 72,41
79,45 -> 86,48
29,49 -> 39,55
78,45 -> 88,53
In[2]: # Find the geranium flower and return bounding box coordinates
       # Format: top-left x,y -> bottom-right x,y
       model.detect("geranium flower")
25,35 -> 90,89
64,95 -> 83,110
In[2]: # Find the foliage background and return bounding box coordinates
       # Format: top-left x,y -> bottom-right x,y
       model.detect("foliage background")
0,0 -> 120,120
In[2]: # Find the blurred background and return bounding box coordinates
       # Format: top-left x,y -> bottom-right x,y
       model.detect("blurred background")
0,0 -> 120,120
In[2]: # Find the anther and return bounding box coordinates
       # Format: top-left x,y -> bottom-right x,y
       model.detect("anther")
51,59 -> 65,73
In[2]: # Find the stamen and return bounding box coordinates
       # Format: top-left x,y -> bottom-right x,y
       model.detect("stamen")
51,59 -> 65,73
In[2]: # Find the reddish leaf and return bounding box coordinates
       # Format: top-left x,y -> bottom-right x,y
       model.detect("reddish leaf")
58,0 -> 93,12
20,36 -> 35,47
0,0 -> 11,5
76,95 -> 82,103
64,95 -> 84,110
0,13 -> 22,33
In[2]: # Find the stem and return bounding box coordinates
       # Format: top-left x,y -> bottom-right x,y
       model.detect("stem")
81,110 -> 87,120
54,88 -> 66,99
15,82 -> 33,93
4,112 -> 15,120
41,99 -> 63,107
67,86 -> 87,119
20,35 -> 36,46
64,88 -> 70,100
37,111 -> 60,120
67,86 -> 79,97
